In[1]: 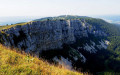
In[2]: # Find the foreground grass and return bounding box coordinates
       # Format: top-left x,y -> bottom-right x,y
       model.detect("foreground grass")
0,44 -> 84,75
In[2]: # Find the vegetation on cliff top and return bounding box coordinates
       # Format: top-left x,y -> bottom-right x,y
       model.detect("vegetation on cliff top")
0,15 -> 92,30
0,22 -> 30,30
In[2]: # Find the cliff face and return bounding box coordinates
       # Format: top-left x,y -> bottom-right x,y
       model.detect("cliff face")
0,18 -> 111,71
0,19 -> 107,54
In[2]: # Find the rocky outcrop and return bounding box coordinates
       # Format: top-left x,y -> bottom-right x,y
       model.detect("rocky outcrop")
77,40 -> 110,53
0,19 -> 107,54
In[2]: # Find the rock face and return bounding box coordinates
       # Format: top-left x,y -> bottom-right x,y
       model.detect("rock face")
0,19 -> 107,54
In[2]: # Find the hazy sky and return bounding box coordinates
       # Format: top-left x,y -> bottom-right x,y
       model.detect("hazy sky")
0,0 -> 120,16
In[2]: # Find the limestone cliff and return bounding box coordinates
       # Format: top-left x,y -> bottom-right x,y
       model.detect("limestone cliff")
0,19 -> 107,54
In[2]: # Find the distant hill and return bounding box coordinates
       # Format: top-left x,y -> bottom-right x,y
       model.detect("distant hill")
0,16 -> 42,25
92,15 -> 120,24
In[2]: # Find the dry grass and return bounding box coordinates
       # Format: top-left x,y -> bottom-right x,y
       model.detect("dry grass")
0,44 -> 85,75
0,22 -> 32,30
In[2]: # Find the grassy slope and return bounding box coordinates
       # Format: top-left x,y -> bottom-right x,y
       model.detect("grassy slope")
0,22 -> 32,30
0,44 -> 83,75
